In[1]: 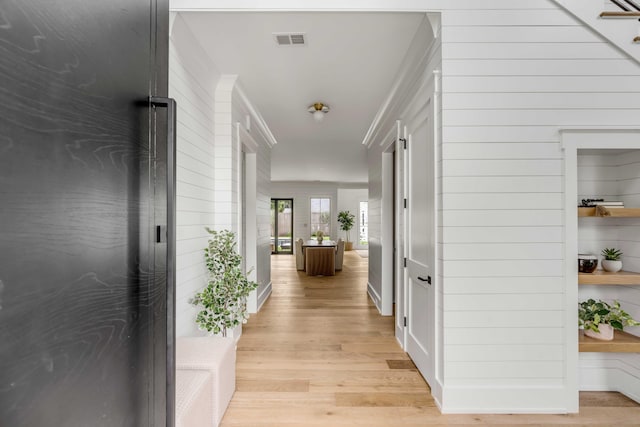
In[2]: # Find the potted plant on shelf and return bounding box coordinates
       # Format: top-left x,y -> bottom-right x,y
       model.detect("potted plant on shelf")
191,228 -> 258,337
578,298 -> 640,341
601,247 -> 623,273
337,210 -> 356,251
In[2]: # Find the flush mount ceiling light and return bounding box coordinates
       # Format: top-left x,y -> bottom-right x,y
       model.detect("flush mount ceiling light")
308,102 -> 330,122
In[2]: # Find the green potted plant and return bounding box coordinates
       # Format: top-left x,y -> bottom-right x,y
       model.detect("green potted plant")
337,210 -> 356,251
191,228 -> 258,337
578,298 -> 639,341
601,247 -> 623,273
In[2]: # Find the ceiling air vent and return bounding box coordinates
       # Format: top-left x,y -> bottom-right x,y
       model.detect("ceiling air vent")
273,33 -> 306,46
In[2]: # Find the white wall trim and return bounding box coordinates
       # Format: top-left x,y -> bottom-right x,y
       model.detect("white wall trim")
381,152 -> 394,316
367,282 -> 382,313
243,150 -> 258,313
441,386 -> 570,414
425,12 -> 441,38
216,77 -> 277,150
257,281 -> 272,311
561,128 -> 640,150
235,85 -> 278,147
216,74 -> 238,93
379,121 -> 399,150
238,122 -> 259,153
393,120 -> 406,348
171,0 -> 442,12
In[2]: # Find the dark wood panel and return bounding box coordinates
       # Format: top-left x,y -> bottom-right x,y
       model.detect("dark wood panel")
0,0 -> 168,425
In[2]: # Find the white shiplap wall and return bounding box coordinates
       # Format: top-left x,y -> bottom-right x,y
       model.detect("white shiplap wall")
170,16 -> 221,337
213,75 -> 238,232
578,150 -> 640,402
438,0 -> 640,413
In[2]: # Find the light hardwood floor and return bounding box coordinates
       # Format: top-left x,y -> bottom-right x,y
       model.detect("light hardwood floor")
221,251 -> 640,426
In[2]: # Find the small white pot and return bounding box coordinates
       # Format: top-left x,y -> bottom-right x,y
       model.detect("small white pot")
602,259 -> 622,273
584,324 -> 615,341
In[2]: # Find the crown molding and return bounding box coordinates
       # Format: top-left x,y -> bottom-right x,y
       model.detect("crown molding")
362,15 -> 438,149
215,75 -> 278,148
234,84 -> 278,148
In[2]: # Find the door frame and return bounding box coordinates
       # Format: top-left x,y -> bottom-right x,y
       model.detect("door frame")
393,121 -> 407,346
271,198 -> 294,255
380,122 -> 406,327
380,151 -> 395,317
237,123 -> 259,312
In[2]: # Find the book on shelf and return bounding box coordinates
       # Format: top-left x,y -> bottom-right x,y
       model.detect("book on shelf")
593,201 -> 624,206
580,199 -> 626,209
590,201 -> 624,209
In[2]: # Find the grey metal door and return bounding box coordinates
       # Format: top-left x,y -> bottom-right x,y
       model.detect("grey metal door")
0,0 -> 173,426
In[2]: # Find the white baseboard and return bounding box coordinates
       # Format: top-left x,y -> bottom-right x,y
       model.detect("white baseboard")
431,378 -> 444,411
441,385 -> 573,414
367,282 -> 381,313
257,281 -> 272,311
395,327 -> 404,349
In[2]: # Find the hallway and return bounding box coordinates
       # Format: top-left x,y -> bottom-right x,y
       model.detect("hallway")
222,251 -> 432,426
221,252 -> 640,426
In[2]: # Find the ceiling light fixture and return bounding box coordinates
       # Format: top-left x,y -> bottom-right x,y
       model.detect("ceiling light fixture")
308,102 -> 330,122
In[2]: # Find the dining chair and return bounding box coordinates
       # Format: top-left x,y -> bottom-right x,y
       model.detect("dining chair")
335,238 -> 345,271
295,238 -> 305,271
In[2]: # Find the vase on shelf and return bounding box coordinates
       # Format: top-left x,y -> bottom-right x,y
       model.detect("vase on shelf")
578,254 -> 598,273
602,260 -> 622,273
584,324 -> 615,341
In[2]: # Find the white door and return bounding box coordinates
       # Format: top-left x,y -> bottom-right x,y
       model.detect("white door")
404,76 -> 436,387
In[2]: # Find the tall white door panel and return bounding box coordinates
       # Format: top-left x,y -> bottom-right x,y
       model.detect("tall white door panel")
404,76 -> 436,387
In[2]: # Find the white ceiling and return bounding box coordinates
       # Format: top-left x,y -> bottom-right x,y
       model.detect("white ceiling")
179,12 -> 425,183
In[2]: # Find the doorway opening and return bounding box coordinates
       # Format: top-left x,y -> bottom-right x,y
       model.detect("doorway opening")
271,198 -> 294,254
359,201 -> 369,247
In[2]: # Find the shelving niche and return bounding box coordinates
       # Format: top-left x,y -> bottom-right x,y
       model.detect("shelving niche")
577,207 -> 640,352
565,134 -> 640,406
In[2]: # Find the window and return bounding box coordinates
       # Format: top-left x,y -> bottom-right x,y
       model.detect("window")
359,201 -> 368,246
310,197 -> 331,238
